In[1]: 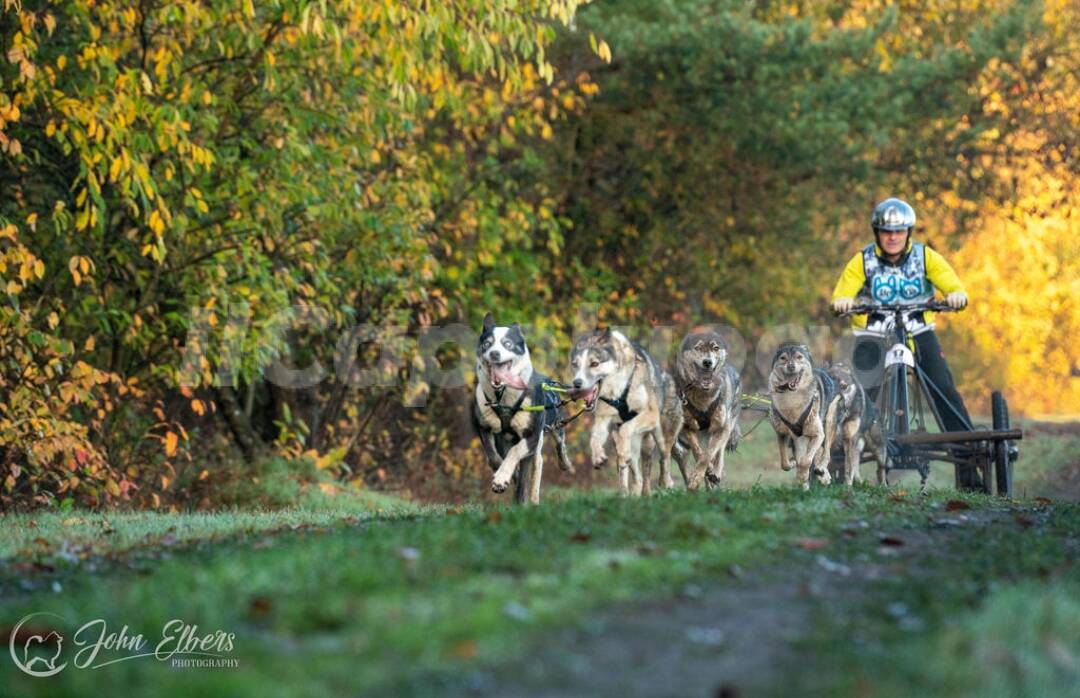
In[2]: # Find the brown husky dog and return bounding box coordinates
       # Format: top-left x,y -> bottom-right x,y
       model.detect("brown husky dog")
768,343 -> 842,490
568,328 -> 684,495
672,331 -> 742,489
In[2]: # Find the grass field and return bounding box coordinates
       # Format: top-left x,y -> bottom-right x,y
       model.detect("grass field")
1,423 -> 1076,696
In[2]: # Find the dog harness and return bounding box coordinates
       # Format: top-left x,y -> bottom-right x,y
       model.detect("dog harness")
681,368 -> 741,431
600,362 -> 639,424
485,377 -> 563,436
683,391 -> 725,431
486,386 -> 529,434
774,369 -> 838,437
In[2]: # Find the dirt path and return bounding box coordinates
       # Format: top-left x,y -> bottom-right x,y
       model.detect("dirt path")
458,509 -> 1014,698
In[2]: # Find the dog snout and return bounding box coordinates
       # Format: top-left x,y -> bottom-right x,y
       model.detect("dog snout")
784,363 -> 798,375
573,378 -> 584,389
701,359 -> 713,369
489,350 -> 502,362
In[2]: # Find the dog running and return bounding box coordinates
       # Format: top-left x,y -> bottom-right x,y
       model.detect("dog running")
671,331 -> 742,489
471,312 -> 574,504
767,342 -> 841,490
567,327 -> 683,496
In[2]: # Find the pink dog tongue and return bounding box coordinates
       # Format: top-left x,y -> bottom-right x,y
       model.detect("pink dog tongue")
491,363 -> 528,390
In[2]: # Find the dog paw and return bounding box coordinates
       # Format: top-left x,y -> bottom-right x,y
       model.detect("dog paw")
491,478 -> 509,494
705,468 -> 721,485
815,468 -> 832,485
781,458 -> 796,472
560,462 -> 576,475
592,455 -> 608,470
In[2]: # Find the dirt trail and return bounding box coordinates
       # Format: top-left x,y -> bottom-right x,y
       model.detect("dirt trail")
459,510 -> 1014,698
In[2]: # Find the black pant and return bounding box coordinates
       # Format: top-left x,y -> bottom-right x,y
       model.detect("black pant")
852,330 -> 972,432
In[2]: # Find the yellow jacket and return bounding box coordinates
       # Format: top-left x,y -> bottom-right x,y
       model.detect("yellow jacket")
832,239 -> 966,329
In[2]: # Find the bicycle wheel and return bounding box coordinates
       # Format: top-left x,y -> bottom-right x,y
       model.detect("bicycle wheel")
992,391 -> 1014,497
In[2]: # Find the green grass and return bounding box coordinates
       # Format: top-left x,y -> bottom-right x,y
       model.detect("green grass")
2,425 -> 1075,696
0,487 -> 424,566
1,485 -> 1059,697
801,497 -> 1080,697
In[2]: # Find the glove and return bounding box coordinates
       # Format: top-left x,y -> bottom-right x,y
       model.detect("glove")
832,297 -> 855,314
946,291 -> 968,309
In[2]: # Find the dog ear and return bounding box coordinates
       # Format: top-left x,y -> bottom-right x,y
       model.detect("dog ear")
482,312 -> 495,330
510,322 -> 525,340
597,325 -> 611,341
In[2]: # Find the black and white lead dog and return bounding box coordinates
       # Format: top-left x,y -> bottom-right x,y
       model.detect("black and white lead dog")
471,312 -> 574,504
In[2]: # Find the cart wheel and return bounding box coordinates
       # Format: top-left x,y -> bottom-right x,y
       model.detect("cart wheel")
992,391 -> 1014,497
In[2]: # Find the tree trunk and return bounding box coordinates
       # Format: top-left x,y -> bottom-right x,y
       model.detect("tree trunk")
215,385 -> 266,462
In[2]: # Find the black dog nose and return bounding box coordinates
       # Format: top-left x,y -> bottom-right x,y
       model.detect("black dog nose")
490,350 -> 501,362
573,378 -> 583,389
702,359 -> 713,369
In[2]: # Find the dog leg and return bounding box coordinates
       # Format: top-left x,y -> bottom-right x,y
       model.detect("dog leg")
843,419 -> 861,486
793,434 -> 820,491
478,428 -> 503,470
590,415 -> 614,470
640,433 -> 655,496
528,431 -> 545,505
704,416 -> 736,485
853,435 -> 864,485
554,426 -> 575,474
777,432 -> 795,472
812,446 -> 833,486
492,438 -> 529,494
653,427 -> 674,492
614,418 -> 648,497
803,429 -> 827,489
681,430 -> 708,491
672,441 -> 691,488
630,432 -> 646,497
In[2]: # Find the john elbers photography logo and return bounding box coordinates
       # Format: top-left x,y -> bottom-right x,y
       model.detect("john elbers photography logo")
8,612 -> 238,677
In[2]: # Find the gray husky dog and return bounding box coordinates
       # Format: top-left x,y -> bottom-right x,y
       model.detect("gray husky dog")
672,331 -> 742,489
568,328 -> 683,496
825,361 -> 885,486
471,312 -> 574,504
768,343 -> 842,490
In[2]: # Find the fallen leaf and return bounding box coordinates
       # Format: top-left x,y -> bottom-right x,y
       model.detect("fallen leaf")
879,535 -> 905,547
569,531 -> 591,543
452,639 -> 477,660
1034,497 -> 1052,506
248,596 -> 273,617
793,537 -> 830,550
945,500 -> 971,512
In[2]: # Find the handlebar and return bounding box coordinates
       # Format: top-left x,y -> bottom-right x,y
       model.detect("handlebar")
834,300 -> 961,318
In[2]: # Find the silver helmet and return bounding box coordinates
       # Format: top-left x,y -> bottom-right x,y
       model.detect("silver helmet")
871,198 -> 916,232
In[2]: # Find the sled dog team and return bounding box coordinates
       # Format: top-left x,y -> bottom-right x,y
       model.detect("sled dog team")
472,313 -> 881,504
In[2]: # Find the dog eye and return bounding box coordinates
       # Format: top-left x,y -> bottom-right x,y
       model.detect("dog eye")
590,360 -> 599,368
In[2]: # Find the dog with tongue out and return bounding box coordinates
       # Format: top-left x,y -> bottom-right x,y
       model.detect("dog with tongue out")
471,312 -> 574,504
